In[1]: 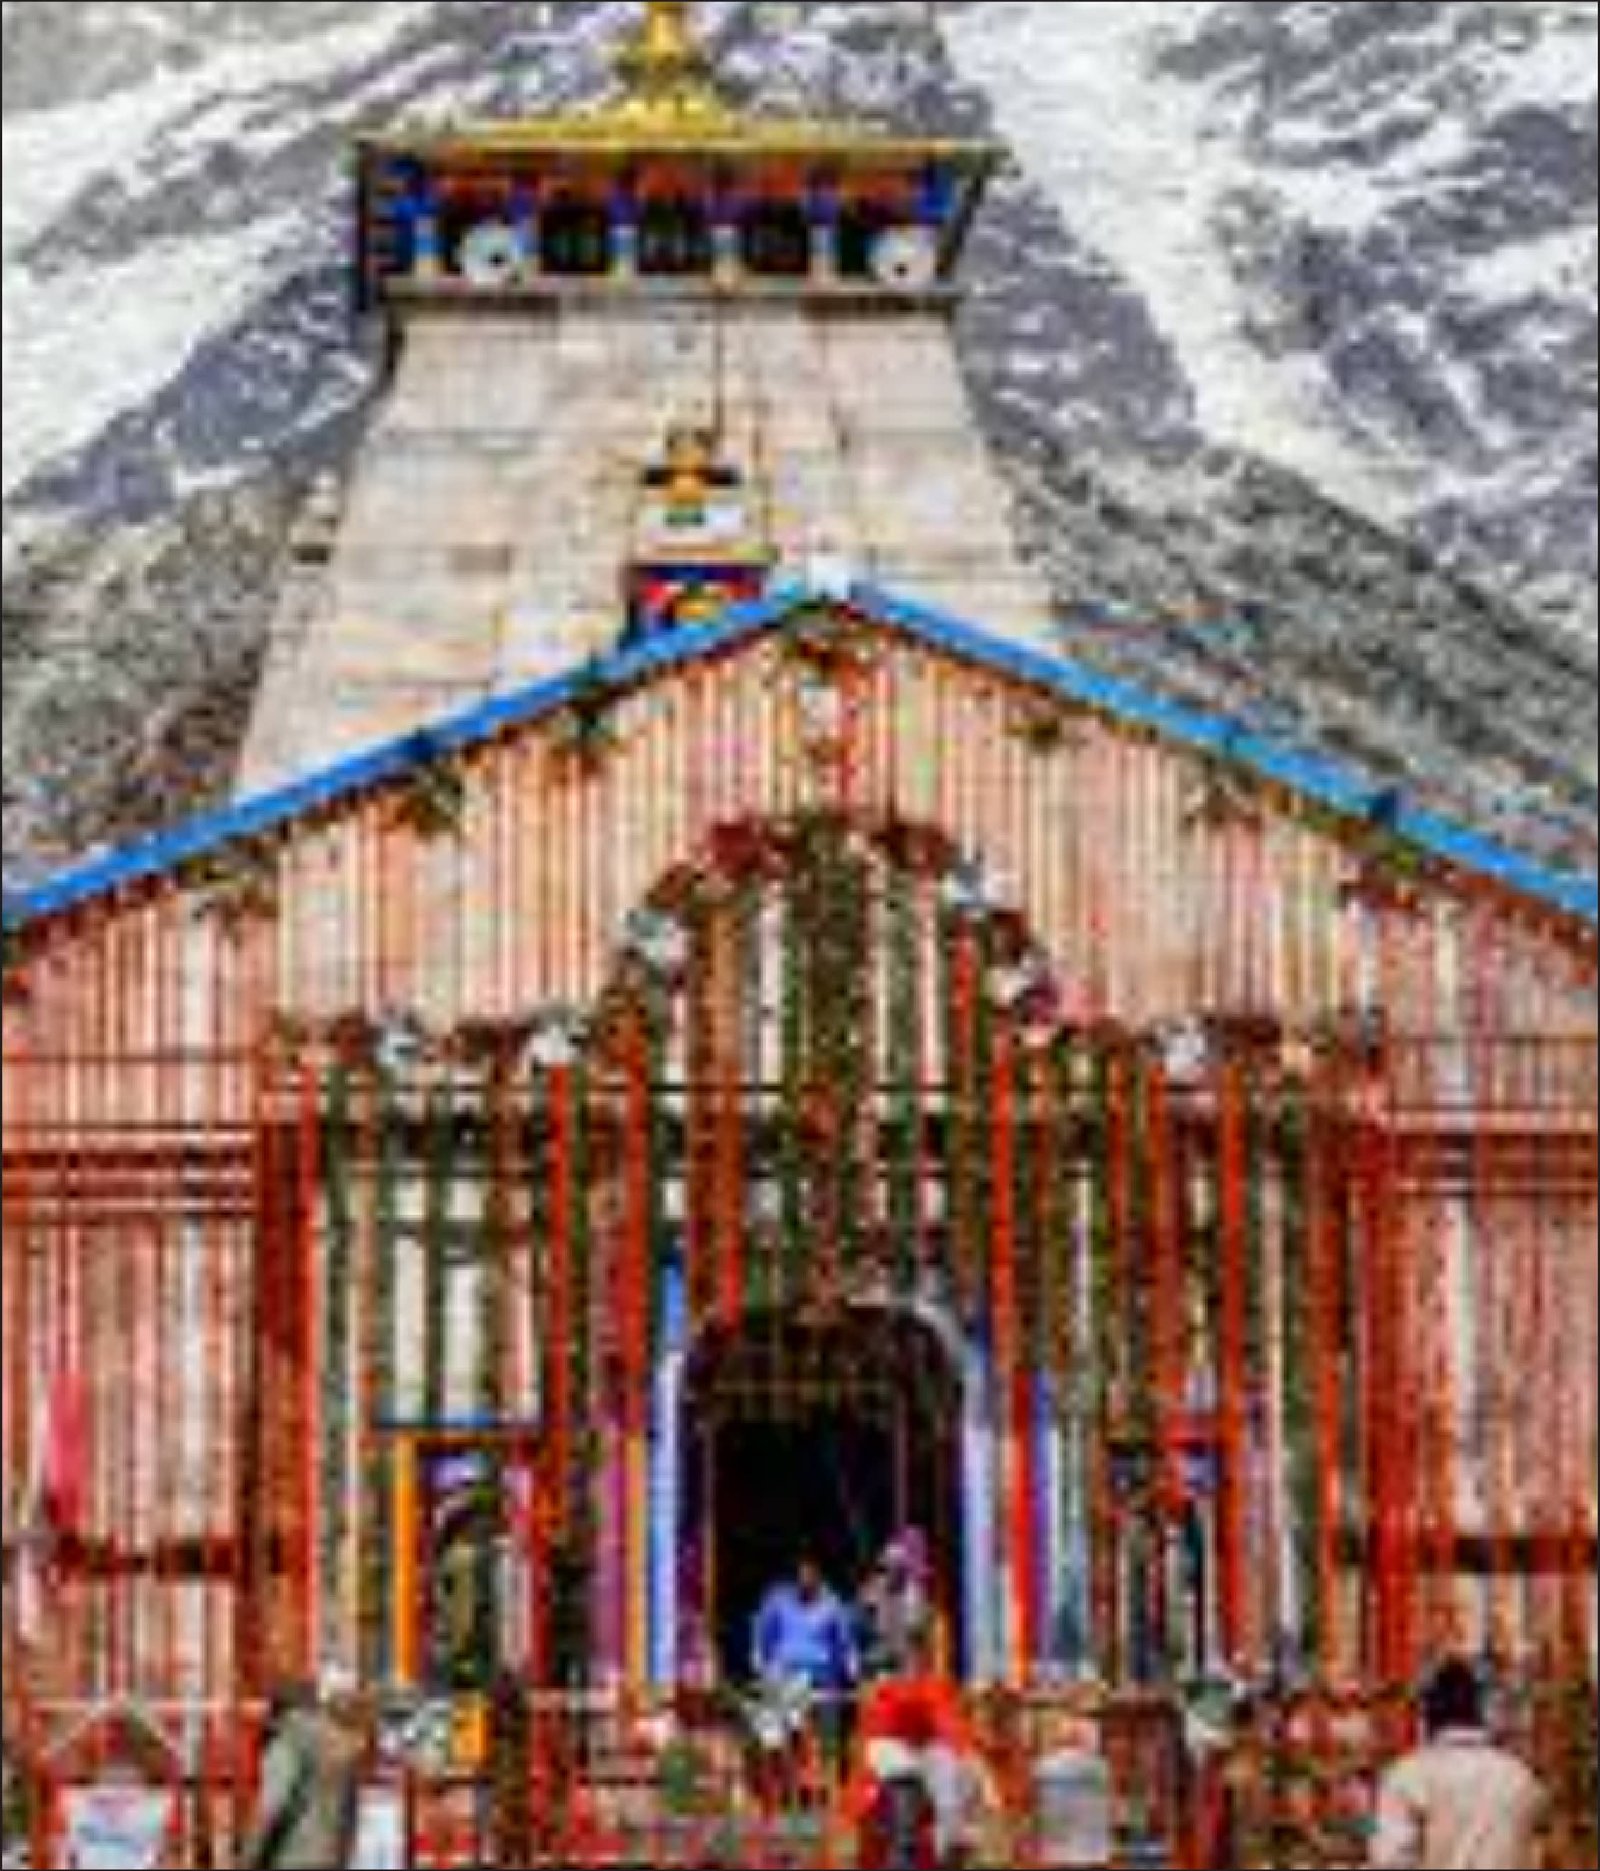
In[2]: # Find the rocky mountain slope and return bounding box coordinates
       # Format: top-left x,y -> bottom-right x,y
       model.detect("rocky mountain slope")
3,0 -> 1595,884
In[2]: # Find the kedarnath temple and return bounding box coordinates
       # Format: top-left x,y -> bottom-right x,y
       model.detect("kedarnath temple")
2,6 -> 1597,1865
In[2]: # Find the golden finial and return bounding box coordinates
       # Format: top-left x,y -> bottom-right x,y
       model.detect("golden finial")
615,1 -> 725,121
640,1 -> 697,59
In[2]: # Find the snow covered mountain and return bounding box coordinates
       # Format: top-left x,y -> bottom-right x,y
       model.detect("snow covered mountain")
3,1 -> 1596,881
949,1 -> 1598,629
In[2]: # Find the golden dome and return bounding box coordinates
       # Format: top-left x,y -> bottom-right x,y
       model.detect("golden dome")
360,2 -> 1000,170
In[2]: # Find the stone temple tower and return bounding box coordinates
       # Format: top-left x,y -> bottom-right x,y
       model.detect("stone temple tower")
241,1 -> 1054,789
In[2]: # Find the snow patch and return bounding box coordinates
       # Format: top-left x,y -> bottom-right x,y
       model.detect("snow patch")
1,5 -> 428,497
3,215 -> 302,498
1461,224 -> 1598,301
945,1 -> 1411,518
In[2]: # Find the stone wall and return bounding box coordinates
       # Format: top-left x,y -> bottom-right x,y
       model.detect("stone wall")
240,297 -> 1053,790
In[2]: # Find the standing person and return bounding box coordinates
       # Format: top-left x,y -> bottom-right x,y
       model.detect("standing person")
1369,1657 -> 1548,1869
237,1670 -> 369,1870
851,1638 -> 999,1867
1031,1706 -> 1115,1870
752,1555 -> 859,1700
858,1533 -> 936,1682
752,1556 -> 860,1791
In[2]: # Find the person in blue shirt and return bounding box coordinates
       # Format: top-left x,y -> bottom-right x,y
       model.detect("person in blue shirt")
752,1555 -> 859,1696
751,1556 -> 860,1781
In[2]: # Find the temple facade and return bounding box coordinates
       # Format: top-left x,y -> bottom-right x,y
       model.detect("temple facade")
3,7 -> 1597,1864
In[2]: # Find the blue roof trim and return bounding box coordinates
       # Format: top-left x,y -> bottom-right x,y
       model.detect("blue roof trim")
1,604 -> 769,934
5,580 -> 1595,933
863,588 -> 1600,924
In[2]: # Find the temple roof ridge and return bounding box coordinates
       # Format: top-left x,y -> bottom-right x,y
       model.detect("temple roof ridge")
5,582 -> 1596,936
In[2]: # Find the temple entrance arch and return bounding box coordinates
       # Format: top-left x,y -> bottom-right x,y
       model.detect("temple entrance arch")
679,1300 -> 969,1685
533,803 -> 1387,1690
583,806 -> 1074,1691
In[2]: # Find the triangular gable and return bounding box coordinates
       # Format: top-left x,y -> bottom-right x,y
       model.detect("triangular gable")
4,580 -> 1597,934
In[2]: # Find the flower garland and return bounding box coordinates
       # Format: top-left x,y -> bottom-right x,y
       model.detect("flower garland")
0,928 -> 32,1009
392,755 -> 469,844
1355,1035 -> 1417,1686
614,994 -> 656,1434
191,839 -> 282,936
521,1055 -> 554,1688
684,902 -> 719,1327
529,1046 -> 602,1682
712,891 -> 749,1327
1214,1045 -> 1259,1666
1185,754 -> 1266,834
481,1056 -> 516,1422
1303,1053 -> 1350,1678
884,870 -> 927,1298
1554,1672 -> 1599,1861
779,608 -> 879,685
778,866 -> 809,1311
1008,696 -> 1086,758
546,659 -> 625,778
422,1073 -> 456,1425
319,1059 -> 357,1656
941,908 -> 991,1315
1274,1067 -> 1322,1669
1085,1043 -> 1122,1674
887,868 -> 924,1294
1143,1057 -> 1190,1529
778,814 -> 875,1307
241,1048 -> 283,1689
1048,1033 -> 1083,1396
361,1059 -> 404,1681
732,881 -> 778,1315
567,1047 -> 598,1598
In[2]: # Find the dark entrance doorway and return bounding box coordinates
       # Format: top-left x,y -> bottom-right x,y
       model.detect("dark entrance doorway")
684,1306 -> 965,1682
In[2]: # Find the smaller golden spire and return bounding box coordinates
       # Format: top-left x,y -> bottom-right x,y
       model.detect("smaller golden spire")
614,1 -> 726,123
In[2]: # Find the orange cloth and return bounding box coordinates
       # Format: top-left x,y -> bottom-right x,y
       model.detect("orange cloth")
862,1676 -> 974,1749
844,1675 -> 979,1821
